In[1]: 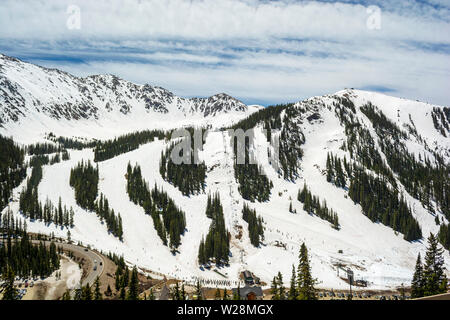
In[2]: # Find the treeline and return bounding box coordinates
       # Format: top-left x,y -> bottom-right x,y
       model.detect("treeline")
29,150 -> 70,168
234,161 -> 272,202
0,208 -> 28,239
276,105 -> 305,181
46,133 -> 98,150
96,193 -> 123,240
348,163 -> 422,241
26,142 -> 62,156
70,160 -> 99,211
19,164 -> 74,228
326,153 -> 347,188
297,184 -> 340,230
431,107 -> 449,137
160,141 -> 206,196
327,147 -> 422,240
379,138 -> 449,217
0,228 -> 60,279
29,135 -> 93,156
63,276 -> 104,301
338,95 -> 356,112
411,233 -> 448,298
0,134 -> 27,210
229,103 -> 304,181
198,193 -> 230,265
94,130 -> 167,162
229,104 -> 288,132
69,161 -> 122,239
114,261 -> 140,300
126,163 -> 186,249
329,102 -> 424,240
21,196 -> 75,228
29,155 -> 50,167
242,204 -> 264,247
361,103 -> 449,219
233,135 -> 273,202
335,101 -> 396,187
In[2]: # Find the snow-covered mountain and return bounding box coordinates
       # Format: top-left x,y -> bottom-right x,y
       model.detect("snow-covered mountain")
1,53 -> 449,291
0,53 -> 260,143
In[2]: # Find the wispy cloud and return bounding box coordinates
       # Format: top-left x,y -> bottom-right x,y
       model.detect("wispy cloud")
0,0 -> 449,106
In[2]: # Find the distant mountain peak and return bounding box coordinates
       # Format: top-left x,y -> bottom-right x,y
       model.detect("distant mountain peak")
0,53 -> 252,132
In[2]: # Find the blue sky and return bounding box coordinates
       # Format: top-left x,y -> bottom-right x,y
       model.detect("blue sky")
0,0 -> 449,106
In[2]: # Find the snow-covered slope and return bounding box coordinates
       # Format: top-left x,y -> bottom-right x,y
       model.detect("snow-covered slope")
1,54 -> 449,291
0,53 -> 261,143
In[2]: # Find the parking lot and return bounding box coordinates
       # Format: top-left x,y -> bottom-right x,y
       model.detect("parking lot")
0,278 -> 35,300
317,290 -> 410,300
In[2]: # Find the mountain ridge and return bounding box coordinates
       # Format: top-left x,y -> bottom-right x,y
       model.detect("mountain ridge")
0,53 -> 258,142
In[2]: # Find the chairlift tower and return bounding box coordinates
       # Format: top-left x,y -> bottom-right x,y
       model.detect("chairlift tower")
347,269 -> 354,298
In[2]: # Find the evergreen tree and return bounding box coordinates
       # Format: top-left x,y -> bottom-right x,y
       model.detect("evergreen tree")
423,233 -> 448,296
149,288 -> 155,300
288,265 -> 297,300
148,288 -> 155,300
123,266 -> 129,287
1,266 -> 17,300
172,281 -> 181,300
411,254 -> 424,298
115,268 -> 121,291
270,277 -> 279,300
297,243 -> 316,300
214,287 -> 221,300
277,271 -> 285,300
223,288 -> 229,300
73,282 -> 83,300
181,283 -> 186,301
62,290 -> 72,300
119,285 -> 126,300
233,283 -> 241,300
106,284 -> 112,297
81,284 -> 92,300
195,280 -> 203,300
93,276 -> 102,300
438,223 -> 450,251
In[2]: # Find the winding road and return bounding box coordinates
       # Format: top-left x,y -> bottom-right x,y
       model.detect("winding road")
32,240 -> 105,287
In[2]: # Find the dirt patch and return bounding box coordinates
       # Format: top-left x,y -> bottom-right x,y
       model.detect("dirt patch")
31,282 -> 49,300
65,251 -> 91,282
23,257 -> 81,300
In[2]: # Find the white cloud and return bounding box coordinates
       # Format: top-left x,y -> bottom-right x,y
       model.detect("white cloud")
1,0 -> 449,42
0,0 -> 449,105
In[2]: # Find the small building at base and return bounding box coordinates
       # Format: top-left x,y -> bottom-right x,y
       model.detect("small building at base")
232,285 -> 264,300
